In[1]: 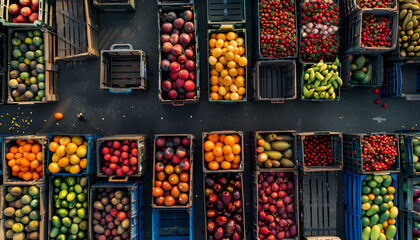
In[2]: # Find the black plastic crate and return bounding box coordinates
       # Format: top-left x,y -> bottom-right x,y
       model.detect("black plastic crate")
100,44 -> 147,93
400,133 -> 420,176
207,0 -> 245,25
252,60 -> 297,102
344,9 -> 398,54
342,0 -> 397,16
158,0 -> 193,5
341,54 -> 383,87
93,0 -> 135,12
381,62 -> 420,100
399,211 -> 420,240
0,29 -> 6,104
301,171 -> 343,237
343,133 -> 400,174
297,132 -> 343,171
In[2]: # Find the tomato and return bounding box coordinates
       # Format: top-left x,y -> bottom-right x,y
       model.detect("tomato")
54,112 -> 63,120
179,172 -> 189,183
156,171 -> 166,181
155,181 -> 162,188
155,196 -> 164,205
178,182 -> 189,193
171,186 -> 181,198
164,196 -> 175,206
164,165 -> 174,175
168,174 -> 179,185
174,165 -> 182,175
179,193 -> 189,205
162,181 -> 172,191
152,187 -> 163,197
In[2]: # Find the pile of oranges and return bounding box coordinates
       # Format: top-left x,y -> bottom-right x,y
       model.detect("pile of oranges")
48,135 -> 88,174
6,139 -> 44,181
204,133 -> 242,170
209,31 -> 247,101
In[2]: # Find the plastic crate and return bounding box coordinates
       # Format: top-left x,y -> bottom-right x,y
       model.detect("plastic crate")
399,211 -> 420,240
341,54 -> 384,87
100,44 -> 147,93
55,0 -> 99,61
0,136 -> 6,175
152,206 -> 194,240
7,27 -> 58,104
48,175 -> 92,240
92,0 -> 135,12
158,0 -> 193,5
0,29 -> 7,104
152,134 -> 194,208
3,135 -> 48,183
343,133 -> 400,174
251,131 -> 297,170
203,172 -> 246,240
252,169 -> 300,240
46,134 -> 100,175
97,134 -> 147,179
252,60 -> 297,102
297,132 -> 343,171
306,237 -> 341,240
157,5 -> 200,106
400,133 -> 420,176
202,130 -> 244,172
342,0 -> 397,16
207,0 -> 247,103
138,210 -> 144,240
344,9 -> 398,54
344,170 -> 398,240
0,0 -> 56,29
254,0 -> 298,60
398,175 -> 420,214
89,181 -> 143,240
301,171 -> 342,237
381,62 -> 420,100
0,183 -> 48,238
300,63 -> 342,101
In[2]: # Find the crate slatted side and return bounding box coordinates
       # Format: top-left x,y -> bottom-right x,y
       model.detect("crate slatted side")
301,171 -> 339,237
152,207 -> 194,240
93,0 -> 135,12
341,54 -> 384,88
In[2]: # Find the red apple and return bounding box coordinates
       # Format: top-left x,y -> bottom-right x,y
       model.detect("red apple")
19,0 -> 31,7
21,7 -> 32,17
184,80 -> 195,92
9,4 -> 21,15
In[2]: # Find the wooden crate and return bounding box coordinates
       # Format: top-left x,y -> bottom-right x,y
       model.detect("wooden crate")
100,44 -> 147,93
55,0 -> 99,61
152,134 -> 194,208
0,0 -> 55,29
7,27 -> 58,104
93,0 -> 135,12
96,134 -> 147,179
301,171 -> 343,237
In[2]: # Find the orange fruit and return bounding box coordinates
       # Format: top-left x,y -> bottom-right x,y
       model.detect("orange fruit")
232,135 -> 240,144
49,142 -> 59,152
213,146 -> 223,157
12,165 -> 20,172
215,155 -> 224,163
21,159 -> 30,167
222,145 -> 232,155
31,144 -> 41,153
208,161 -> 219,170
164,196 -> 176,206
204,152 -> 215,162
15,153 -> 22,159
226,32 -> 236,40
8,159 -> 16,167
207,134 -> 219,142
36,165 -> 43,173
23,144 -> 32,152
211,85 -> 219,93
36,152 -> 43,161
221,161 -> 231,170
58,157 -> 70,168
165,165 -> 174,175
6,152 -> 14,160
219,134 -> 226,143
70,164 -> 81,174
368,194 -> 375,201
9,146 -> 18,154
32,172 -> 40,180
30,160 -> 39,169
80,158 -> 87,169
204,141 -> 215,151
210,76 -> 219,85
215,142 -> 224,148
22,172 -> 32,181
178,182 -> 189,192
232,163 -> 240,169
152,187 -> 164,197
237,87 -> 246,95
232,144 -> 241,154
155,181 -> 162,188
26,153 -> 35,161
210,93 -> 219,100
224,135 -> 235,146
236,37 -> 244,46
224,153 -> 235,162
54,112 -> 63,120
216,33 -> 226,40
239,57 -> 247,67
209,38 -> 216,48
233,154 -> 241,164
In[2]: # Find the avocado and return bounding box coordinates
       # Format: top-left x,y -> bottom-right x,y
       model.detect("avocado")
9,79 -> 18,89
5,193 -> 17,202
40,44 -> 44,51
14,199 -> 23,209
19,44 -> 28,53
33,30 -> 42,37
11,38 -> 21,46
29,210 -> 40,220
17,84 -> 27,93
33,37 -> 43,47
37,90 -> 45,98
37,73 -> 45,81
11,60 -> 20,69
25,51 -> 35,60
10,70 -> 20,79
25,79 -> 31,86
21,194 -> 32,204
18,63 -> 28,72
35,64 -> 44,73
31,69 -> 38,77
4,219 -> 15,228
30,61 -> 37,69
30,84 -> 39,93
10,186 -> 23,196
20,72 -> 30,80
4,207 -> 15,217
28,220 -> 38,231
24,90 -> 34,100
18,57 -> 25,63
27,31 -> 34,38
38,82 -> 45,90
13,49 -> 22,58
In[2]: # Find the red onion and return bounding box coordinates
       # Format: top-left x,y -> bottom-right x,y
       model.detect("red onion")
290,225 -> 297,236
268,222 -> 276,230
280,183 -> 287,191
266,215 -> 274,223
276,200 -> 284,208
262,181 -> 269,188
269,205 -> 277,214
265,186 -> 272,195
260,226 -> 269,235
278,172 -> 285,177
279,219 -> 287,227
259,211 -> 266,221
258,174 -> 264,182
287,181 -> 294,189
271,192 -> 278,199
277,231 -> 285,239
271,182 -> 279,192
266,175 -> 274,183
283,196 -> 292,205
278,191 -> 286,198
286,204 -> 294,213
278,207 -> 285,214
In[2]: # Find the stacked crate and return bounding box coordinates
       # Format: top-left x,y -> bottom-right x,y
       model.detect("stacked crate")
343,133 -> 400,240
296,132 -> 344,239
1,135 -> 48,240
381,61 -> 420,100
202,131 -> 246,239
251,131 -> 300,239
152,134 -> 195,240
252,0 -> 297,103
398,133 -> 420,240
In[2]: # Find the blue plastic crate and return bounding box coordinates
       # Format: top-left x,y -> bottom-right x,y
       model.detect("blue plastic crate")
343,133 -> 400,174
46,134 -> 100,176
152,205 -> 194,240
381,62 -> 402,98
400,133 -> 420,176
344,170 -> 398,240
398,175 -> 420,214
131,210 -> 144,240
138,210 -> 144,240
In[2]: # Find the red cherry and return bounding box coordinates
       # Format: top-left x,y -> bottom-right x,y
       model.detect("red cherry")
375,99 -> 380,104
373,88 -> 379,94
383,104 -> 388,108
